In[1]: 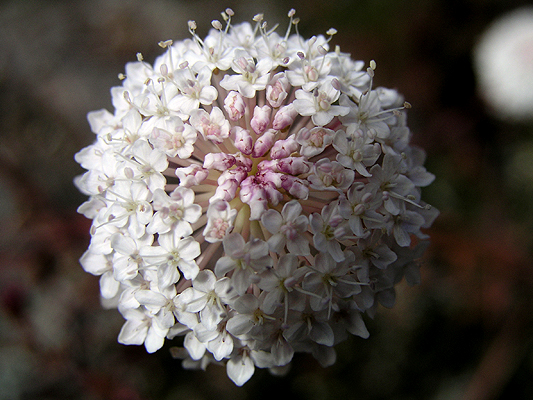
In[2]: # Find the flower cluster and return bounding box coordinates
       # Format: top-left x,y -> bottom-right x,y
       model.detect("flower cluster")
75,9 -> 437,386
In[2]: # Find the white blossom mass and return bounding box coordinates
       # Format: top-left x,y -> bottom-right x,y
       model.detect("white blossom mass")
75,9 -> 438,386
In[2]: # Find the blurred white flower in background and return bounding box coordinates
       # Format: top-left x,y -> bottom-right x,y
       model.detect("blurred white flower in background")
474,7 -> 533,121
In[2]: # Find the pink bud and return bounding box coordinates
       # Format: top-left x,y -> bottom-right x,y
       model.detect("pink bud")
262,170 -> 283,188
276,157 -> 310,175
231,126 -> 253,155
257,159 -> 277,172
270,136 -> 299,159
250,105 -> 272,135
272,104 -> 298,130
203,152 -> 236,171
263,181 -> 283,205
217,167 -> 247,185
267,73 -> 290,108
252,129 -> 276,158
224,91 -> 246,121
280,175 -> 309,199
212,179 -> 239,202
233,154 -> 253,171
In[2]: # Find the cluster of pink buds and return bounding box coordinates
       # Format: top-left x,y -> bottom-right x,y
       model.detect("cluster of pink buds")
75,9 -> 437,385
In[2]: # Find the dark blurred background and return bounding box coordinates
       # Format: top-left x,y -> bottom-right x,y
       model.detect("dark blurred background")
1,0 -> 533,399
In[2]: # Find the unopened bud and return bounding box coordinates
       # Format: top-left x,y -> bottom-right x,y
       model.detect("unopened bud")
250,105 -> 272,135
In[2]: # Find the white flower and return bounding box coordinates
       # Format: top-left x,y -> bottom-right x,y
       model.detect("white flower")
296,126 -> 336,157
214,232 -> 272,294
203,200 -> 238,243
80,250 -> 119,299
75,9 -> 437,386
178,270 -> 237,331
220,50 -> 273,98
307,158 -> 355,192
258,254 -> 307,316
293,78 -> 350,126
333,131 -> 381,177
140,230 -> 201,280
189,107 -> 230,144
147,187 -> 202,235
309,201 -> 348,262
227,349 -> 255,386
261,200 -> 310,255
168,66 -> 218,114
110,232 -> 153,281
148,116 -> 197,159
103,181 -> 153,239
118,307 -> 168,353
473,7 -> 533,120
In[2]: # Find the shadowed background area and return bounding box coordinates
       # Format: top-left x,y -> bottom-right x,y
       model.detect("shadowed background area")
1,0 -> 533,399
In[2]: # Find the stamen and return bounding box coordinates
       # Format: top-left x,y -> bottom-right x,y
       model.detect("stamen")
212,20 -> 223,31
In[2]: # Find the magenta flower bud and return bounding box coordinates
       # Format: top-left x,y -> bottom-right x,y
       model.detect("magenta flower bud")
263,181 -> 284,205
266,72 -> 290,108
272,103 -> 298,130
257,159 -> 278,172
276,156 -> 310,175
224,90 -> 246,121
203,152 -> 236,171
248,196 -> 268,220
217,167 -> 248,186
261,170 -> 283,188
270,136 -> 299,159
231,126 -> 253,155
238,176 -> 255,199
250,105 -> 272,135
280,175 -> 309,199
233,154 -> 253,171
252,129 -> 276,158
212,178 -> 240,202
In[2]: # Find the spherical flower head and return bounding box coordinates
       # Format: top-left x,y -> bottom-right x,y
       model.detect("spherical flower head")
74,9 -> 437,387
